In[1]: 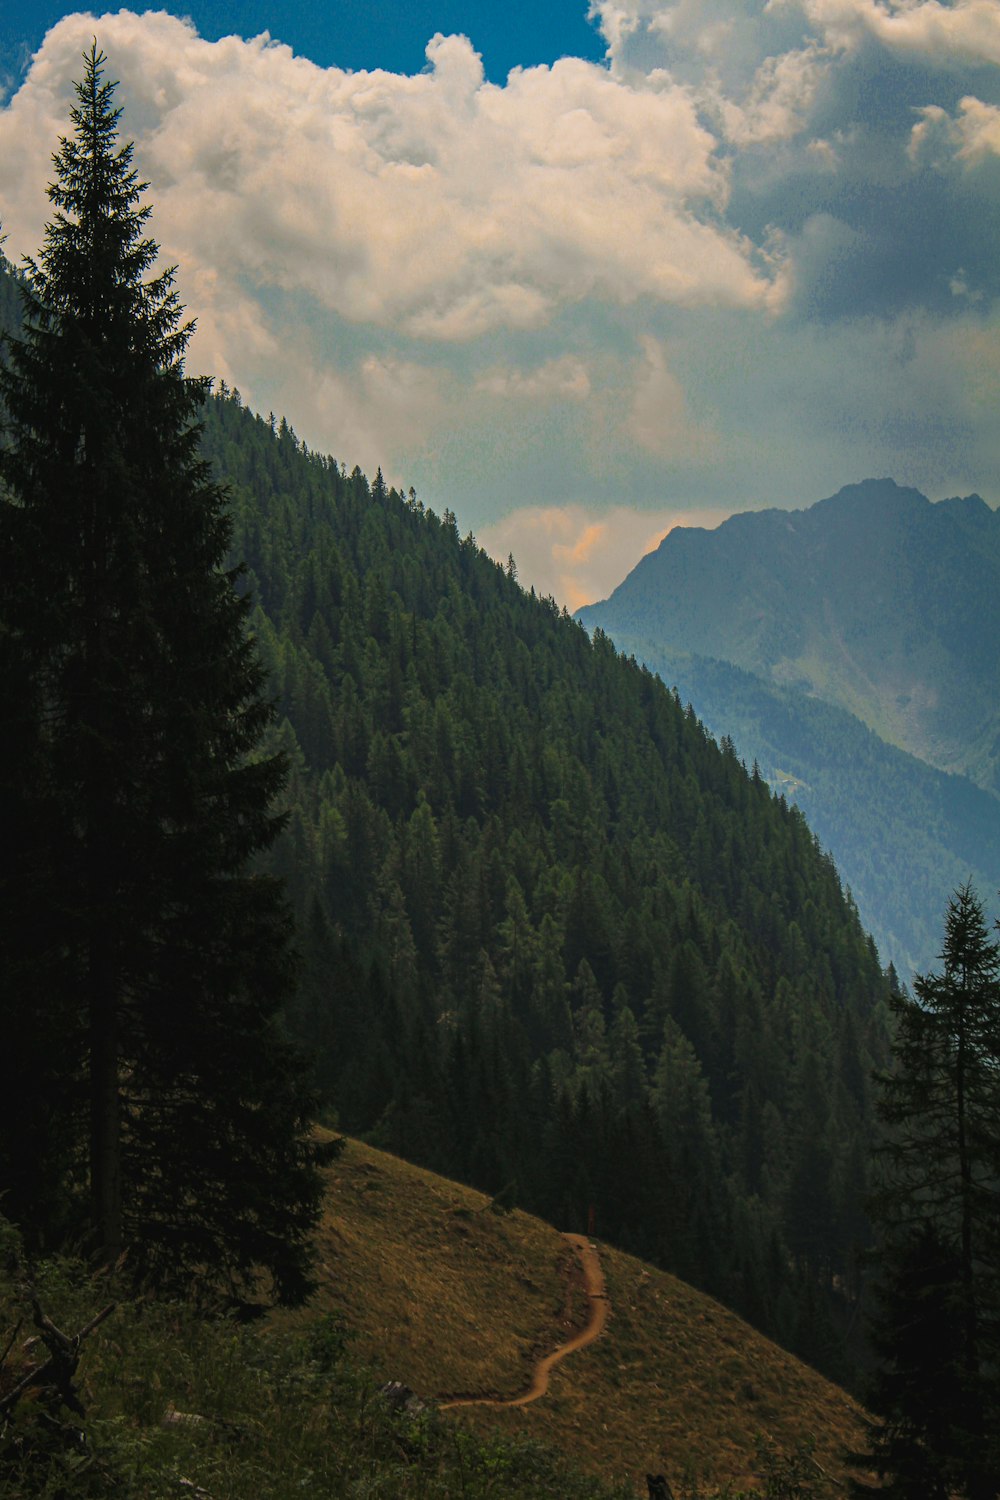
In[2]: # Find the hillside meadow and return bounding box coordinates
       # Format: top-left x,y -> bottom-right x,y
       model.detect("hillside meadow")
287,1135 -> 871,1496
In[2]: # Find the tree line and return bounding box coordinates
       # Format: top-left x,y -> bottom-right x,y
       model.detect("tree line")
857,884 -> 1000,1499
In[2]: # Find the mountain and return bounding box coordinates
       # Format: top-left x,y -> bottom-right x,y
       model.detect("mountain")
589,642 -> 1000,979
577,479 -> 1000,793
575,481 -> 1000,976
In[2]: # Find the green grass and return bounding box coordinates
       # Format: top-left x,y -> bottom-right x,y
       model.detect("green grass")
0,1241 -> 631,1499
288,1137 -> 870,1496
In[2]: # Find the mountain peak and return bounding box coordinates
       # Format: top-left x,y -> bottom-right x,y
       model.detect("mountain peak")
937,492 -> 996,526
577,475 -> 1000,791
810,477 -> 930,515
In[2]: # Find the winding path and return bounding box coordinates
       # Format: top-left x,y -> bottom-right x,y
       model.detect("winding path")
439,1233 -> 609,1411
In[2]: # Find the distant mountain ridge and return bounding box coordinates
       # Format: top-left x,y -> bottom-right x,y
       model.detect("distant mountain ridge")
585,639 -> 1000,977
577,479 -> 1000,794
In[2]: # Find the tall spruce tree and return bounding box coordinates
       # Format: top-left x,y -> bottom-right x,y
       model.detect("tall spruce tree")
858,884 -> 1000,1499
0,46 -> 320,1301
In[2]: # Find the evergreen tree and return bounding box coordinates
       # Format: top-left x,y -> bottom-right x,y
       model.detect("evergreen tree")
859,885 -> 1000,1498
0,46 -> 320,1301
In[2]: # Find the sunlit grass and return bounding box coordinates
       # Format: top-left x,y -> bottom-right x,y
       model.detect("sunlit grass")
284,1137 -> 869,1497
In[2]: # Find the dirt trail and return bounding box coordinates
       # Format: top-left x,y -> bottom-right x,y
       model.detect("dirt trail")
439,1233 -> 609,1411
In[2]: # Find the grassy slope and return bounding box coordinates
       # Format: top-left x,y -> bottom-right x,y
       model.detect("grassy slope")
292,1136 -> 869,1497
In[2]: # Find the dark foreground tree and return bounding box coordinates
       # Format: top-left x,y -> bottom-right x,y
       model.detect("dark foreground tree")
856,884 -> 1000,1498
0,45 -> 320,1301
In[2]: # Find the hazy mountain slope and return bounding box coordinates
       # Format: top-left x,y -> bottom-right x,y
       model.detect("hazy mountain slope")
300,1135 -> 869,1497
602,640 -> 1000,978
577,479 -> 1000,792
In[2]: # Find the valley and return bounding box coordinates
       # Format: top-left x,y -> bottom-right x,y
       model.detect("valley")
2,181 -> 995,1493
577,481 -> 1000,977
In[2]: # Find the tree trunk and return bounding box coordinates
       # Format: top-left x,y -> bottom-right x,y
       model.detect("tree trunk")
89,927 -> 122,1266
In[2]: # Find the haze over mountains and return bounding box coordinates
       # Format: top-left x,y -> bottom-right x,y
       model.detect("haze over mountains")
578,479 -> 1000,975
579,479 -> 1000,789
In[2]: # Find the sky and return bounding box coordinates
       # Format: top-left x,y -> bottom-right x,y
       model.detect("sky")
2,1 -> 1000,608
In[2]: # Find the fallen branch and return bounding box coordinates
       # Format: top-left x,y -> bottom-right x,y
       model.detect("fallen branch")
0,1299 -> 116,1418
0,1319 -> 23,1375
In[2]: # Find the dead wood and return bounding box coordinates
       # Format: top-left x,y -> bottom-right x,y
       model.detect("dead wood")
0,1298 -> 115,1419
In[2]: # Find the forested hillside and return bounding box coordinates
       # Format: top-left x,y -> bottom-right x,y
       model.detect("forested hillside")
1,36 -> 995,1493
195,390 -> 890,1380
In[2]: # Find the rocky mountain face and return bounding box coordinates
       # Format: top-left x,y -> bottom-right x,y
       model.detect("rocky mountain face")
578,479 -> 1000,793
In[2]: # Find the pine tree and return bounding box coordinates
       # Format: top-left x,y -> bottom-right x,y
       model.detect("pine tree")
0,45 -> 320,1301
859,885 -> 1000,1498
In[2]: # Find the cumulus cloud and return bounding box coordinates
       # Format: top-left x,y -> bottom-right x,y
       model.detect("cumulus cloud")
952,92 -> 1000,159
0,10 -> 779,345
475,356 -> 593,401
594,0 -> 1000,76
782,0 -> 1000,67
3,2 -> 1000,560
589,0 -> 833,144
713,42 -> 830,145
910,94 -> 1000,165
589,0 -> 1000,166
479,502 -> 729,609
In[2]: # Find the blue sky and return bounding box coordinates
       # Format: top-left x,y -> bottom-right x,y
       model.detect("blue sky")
2,0 -> 607,82
3,1 -> 1000,606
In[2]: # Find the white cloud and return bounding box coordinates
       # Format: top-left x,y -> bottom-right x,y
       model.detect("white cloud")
480,501 -> 730,610
590,0 -> 1000,155
626,334 -> 717,457
951,95 -> 1000,159
909,95 -> 1000,169
806,136 -> 842,169
0,9 -> 794,491
475,356 -> 593,401
713,42 -> 830,144
589,1 -> 833,146
587,0 -> 648,64
591,0 -> 1000,80
0,11 -> 779,350
4,2 -> 1000,550
776,0 -> 1000,67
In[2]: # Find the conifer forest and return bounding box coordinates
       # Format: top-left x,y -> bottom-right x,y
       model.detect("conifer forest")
4,44 -> 1000,1500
